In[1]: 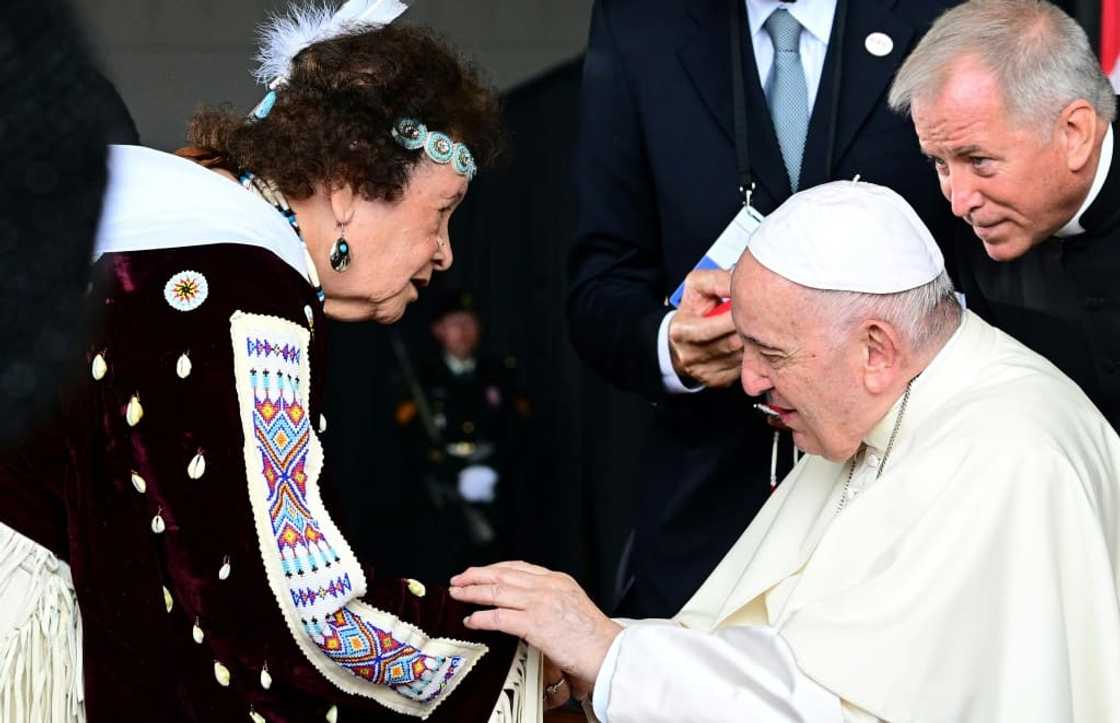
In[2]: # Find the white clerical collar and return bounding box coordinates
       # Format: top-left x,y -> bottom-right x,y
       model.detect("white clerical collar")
1055,124 -> 1114,238
863,387 -> 904,455
747,0 -> 836,45
445,353 -> 476,376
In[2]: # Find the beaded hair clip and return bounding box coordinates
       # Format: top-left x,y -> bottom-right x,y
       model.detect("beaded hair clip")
391,118 -> 477,180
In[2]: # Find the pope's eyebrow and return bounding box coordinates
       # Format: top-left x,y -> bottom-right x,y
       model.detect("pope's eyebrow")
741,332 -> 787,354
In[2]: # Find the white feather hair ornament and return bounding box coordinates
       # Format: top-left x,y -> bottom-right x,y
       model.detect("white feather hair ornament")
253,0 -> 410,88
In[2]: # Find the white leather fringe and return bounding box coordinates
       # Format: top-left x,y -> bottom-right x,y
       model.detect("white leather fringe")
486,642 -> 543,723
0,524 -> 84,723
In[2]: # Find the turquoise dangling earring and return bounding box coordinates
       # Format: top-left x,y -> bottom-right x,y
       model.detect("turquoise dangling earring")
329,224 -> 351,273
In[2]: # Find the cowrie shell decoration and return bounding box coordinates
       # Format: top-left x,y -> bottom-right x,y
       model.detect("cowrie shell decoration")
176,353 -> 192,379
193,618 -> 205,644
163,586 -> 173,613
188,451 -> 206,479
151,509 -> 166,534
126,395 -> 144,426
260,664 -> 272,690
406,579 -> 426,598
91,354 -> 107,381
214,661 -> 231,687
250,711 -> 266,723
325,705 -> 339,723
131,471 -> 147,494
219,556 -> 231,581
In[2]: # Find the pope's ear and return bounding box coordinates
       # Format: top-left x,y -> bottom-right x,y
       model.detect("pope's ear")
862,320 -> 902,394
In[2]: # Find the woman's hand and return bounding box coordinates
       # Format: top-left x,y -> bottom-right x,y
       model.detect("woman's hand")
449,561 -> 622,694
541,657 -> 572,710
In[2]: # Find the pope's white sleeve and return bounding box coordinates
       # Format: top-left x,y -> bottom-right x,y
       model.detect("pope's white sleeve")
658,311 -> 704,394
592,623 -> 842,723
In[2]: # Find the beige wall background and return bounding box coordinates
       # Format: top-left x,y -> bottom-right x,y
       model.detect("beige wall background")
72,0 -> 592,149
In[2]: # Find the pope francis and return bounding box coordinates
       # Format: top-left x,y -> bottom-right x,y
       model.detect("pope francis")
449,181 -> 1120,722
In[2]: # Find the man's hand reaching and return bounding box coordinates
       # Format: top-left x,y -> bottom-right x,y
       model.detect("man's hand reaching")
669,269 -> 743,388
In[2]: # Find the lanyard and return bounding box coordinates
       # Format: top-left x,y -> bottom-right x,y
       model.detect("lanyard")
727,0 -> 849,207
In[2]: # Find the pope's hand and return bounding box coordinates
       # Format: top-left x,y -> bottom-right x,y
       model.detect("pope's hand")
669,269 -> 743,388
449,561 -> 622,693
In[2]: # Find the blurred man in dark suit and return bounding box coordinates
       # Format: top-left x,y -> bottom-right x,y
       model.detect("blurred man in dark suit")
0,0 -> 135,444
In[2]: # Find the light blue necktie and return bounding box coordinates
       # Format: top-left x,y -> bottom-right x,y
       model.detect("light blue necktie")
764,8 -> 810,191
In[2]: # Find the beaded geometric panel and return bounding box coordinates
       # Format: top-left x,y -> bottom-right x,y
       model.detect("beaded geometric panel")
231,311 -> 485,716
317,607 -> 464,703
248,352 -> 349,623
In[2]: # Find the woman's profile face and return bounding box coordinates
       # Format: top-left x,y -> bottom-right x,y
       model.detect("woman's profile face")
321,159 -> 467,323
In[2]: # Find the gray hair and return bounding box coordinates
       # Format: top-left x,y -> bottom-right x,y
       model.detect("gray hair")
889,0 -> 1116,132
809,271 -> 963,353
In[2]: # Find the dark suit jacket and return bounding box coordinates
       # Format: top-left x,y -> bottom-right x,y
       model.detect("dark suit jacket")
568,0 -> 964,618
956,116 -> 1120,431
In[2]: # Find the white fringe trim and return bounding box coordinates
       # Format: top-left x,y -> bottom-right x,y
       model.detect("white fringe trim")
0,525 -> 85,723
486,642 -> 543,723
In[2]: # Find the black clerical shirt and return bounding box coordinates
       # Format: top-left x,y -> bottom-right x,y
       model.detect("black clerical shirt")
956,118 -> 1120,431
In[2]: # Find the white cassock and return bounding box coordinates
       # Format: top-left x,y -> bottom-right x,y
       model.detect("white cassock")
591,310 -> 1120,723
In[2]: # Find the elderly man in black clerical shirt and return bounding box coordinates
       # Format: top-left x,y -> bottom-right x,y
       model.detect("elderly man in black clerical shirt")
890,0 -> 1120,429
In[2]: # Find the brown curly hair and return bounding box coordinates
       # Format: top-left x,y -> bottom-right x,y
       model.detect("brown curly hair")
187,23 -> 502,201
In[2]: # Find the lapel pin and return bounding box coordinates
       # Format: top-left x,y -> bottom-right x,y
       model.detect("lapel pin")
865,32 -> 894,58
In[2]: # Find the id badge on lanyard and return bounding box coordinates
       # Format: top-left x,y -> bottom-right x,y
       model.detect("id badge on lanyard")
669,0 -> 850,311
668,0 -> 769,309
668,202 -> 765,307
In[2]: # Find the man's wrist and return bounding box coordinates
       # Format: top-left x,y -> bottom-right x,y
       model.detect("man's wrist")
581,619 -> 623,684
658,311 -> 703,394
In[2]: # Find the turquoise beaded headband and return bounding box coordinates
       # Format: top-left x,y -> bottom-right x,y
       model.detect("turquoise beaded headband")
249,93 -> 478,181
391,118 -> 477,180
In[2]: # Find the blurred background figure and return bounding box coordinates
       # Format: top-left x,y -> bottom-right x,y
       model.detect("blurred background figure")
393,288 -> 530,583
0,0 -> 138,445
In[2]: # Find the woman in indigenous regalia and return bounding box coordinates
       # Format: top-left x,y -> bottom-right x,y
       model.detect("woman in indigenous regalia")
0,2 -> 542,721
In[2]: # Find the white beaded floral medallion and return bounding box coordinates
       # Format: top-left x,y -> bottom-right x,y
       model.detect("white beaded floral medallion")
164,270 -> 209,311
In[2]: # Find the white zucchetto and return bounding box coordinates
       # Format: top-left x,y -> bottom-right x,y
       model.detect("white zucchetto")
745,181 -> 944,293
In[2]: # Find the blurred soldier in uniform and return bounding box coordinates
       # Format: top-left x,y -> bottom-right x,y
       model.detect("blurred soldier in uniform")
394,289 -> 529,582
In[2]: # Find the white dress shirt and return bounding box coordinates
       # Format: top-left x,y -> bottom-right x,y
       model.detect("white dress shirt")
659,0 -> 838,392
747,0 -> 837,111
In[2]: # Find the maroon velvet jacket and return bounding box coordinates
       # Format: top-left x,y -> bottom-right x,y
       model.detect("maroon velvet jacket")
0,243 -> 517,722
